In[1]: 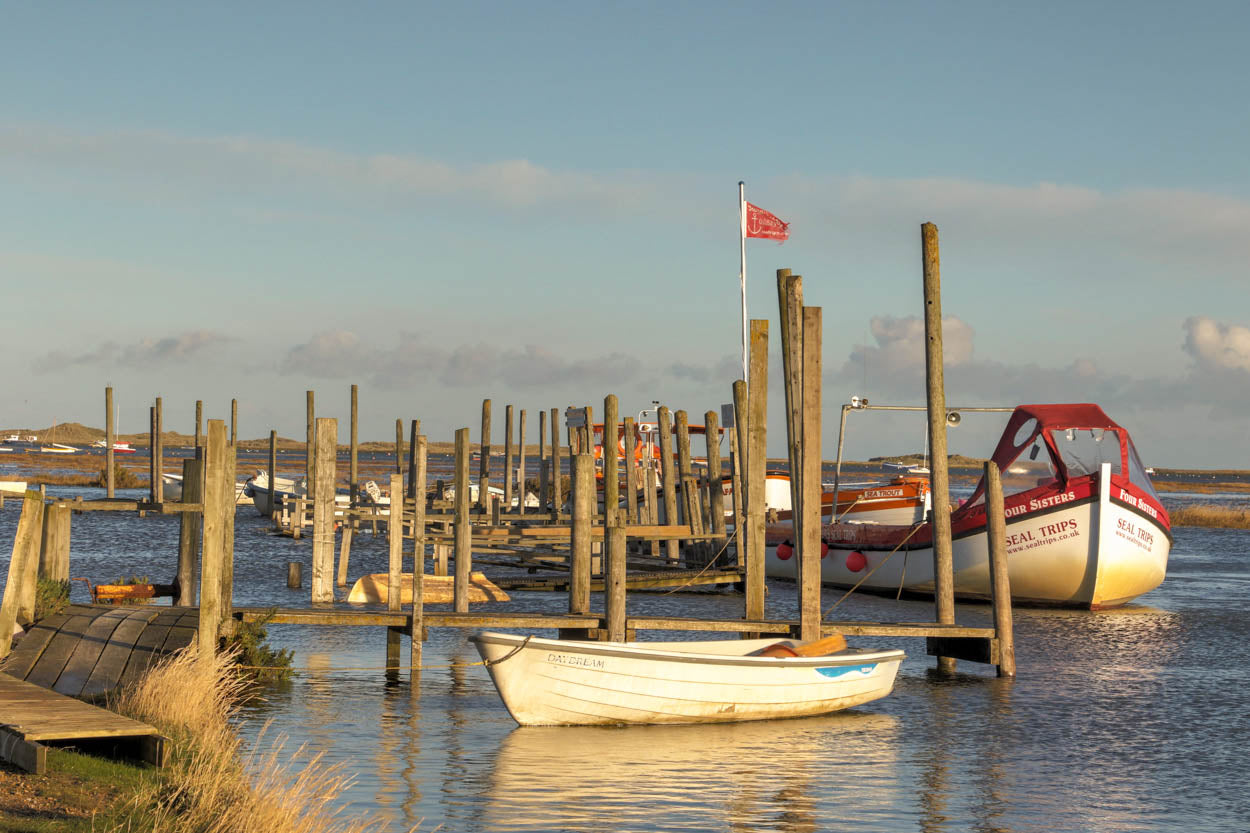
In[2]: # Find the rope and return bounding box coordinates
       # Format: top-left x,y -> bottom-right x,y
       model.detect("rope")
822,522 -> 924,616
654,534 -> 734,595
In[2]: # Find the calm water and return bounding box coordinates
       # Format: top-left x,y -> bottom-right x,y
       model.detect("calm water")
3,486 -> 1249,833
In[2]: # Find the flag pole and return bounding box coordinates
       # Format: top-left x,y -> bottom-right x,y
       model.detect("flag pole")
739,181 -> 748,383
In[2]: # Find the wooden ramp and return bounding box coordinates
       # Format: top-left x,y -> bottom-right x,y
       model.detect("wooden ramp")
2,604 -> 199,700
0,672 -> 166,774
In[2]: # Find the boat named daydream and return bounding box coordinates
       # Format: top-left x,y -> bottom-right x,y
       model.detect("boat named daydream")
765,403 -> 1171,609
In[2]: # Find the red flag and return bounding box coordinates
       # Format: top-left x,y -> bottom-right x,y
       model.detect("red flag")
744,202 -> 790,242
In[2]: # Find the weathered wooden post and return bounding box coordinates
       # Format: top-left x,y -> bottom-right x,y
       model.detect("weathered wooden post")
657,407 -> 679,562
199,420 -> 230,654
349,384 -> 359,511
675,410 -> 702,561
550,407 -> 562,521
453,427 -> 472,613
705,410 -> 726,547
504,404 -> 515,511
38,503 -> 71,584
155,397 -> 165,503
195,400 -> 203,449
777,271 -> 804,554
605,518 -> 627,642
799,307 -> 823,642
410,436 -> 428,671
624,417 -> 639,525
337,522 -> 353,588
985,461 -> 1017,677
286,561 -> 301,588
603,395 -> 620,529
105,386 -> 115,497
570,453 -> 593,615
176,457 -> 203,606
230,399 -> 238,445
922,222 -> 957,673
0,491 -> 45,659
386,472 -> 404,675
745,321 -> 769,630
305,390 -> 315,488
267,430 -> 278,523
517,409 -> 528,516
479,399 -> 492,511
407,419 -> 420,500
538,409 -> 548,512
311,417 -> 338,603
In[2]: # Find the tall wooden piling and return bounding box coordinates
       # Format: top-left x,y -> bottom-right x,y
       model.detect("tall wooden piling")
176,457 -> 203,606
603,395 -> 619,528
230,399 -> 237,445
395,420 -> 403,474
105,386 -> 115,498
195,400 -> 203,449
349,384 -> 359,511
777,271 -> 804,553
337,525 -> 353,587
504,404 -> 515,510
199,421 -> 230,654
570,454 -> 593,615
267,431 -> 277,522
922,222 -> 956,673
517,410 -> 527,516
624,417 -> 639,524
538,409 -> 548,511
745,321 -> 769,627
453,428 -> 472,613
410,436 -> 428,670
985,461 -> 1017,677
675,410 -> 702,559
727,400 -> 746,568
704,411 -> 726,542
0,492 -> 44,659
311,418 -> 338,603
156,398 -> 165,503
38,503 -> 70,584
305,390 -> 315,486
657,407 -> 678,562
386,472 -> 405,673
407,419 -> 420,500
799,307 -> 823,642
479,399 -> 492,510
605,519 -> 627,642
550,408 -> 562,521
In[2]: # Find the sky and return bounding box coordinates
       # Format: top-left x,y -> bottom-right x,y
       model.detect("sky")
2,1 -> 1248,468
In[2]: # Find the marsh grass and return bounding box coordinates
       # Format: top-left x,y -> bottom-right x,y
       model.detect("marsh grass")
1166,503 -> 1250,529
34,578 -> 69,620
110,646 -> 418,833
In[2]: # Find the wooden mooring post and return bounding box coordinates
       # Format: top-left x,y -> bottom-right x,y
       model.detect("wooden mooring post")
986,461 -> 1017,677
410,435 -> 428,671
799,306 -> 823,642
38,503 -> 70,585
176,457 -> 203,606
311,418 -> 337,603
922,222 -> 957,673
453,427 -> 472,612
479,399 -> 492,512
105,386 -> 115,498
744,321 -> 768,633
656,407 -> 678,563
0,492 -> 45,659
199,420 -> 233,655
386,473 -> 404,676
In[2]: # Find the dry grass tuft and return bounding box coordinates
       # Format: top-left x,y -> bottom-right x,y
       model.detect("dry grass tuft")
1166,503 -> 1250,529
110,646 -> 416,833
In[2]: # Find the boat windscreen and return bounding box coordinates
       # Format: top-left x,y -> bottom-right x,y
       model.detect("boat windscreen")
1051,428 -> 1122,478
1126,440 -> 1161,501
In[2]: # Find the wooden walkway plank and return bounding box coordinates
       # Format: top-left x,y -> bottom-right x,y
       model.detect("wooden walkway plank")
24,613 -> 98,689
52,608 -> 132,696
0,672 -> 165,774
80,608 -> 164,700
0,611 -> 73,680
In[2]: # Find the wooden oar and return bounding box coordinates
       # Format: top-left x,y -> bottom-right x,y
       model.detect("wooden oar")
753,632 -> 847,658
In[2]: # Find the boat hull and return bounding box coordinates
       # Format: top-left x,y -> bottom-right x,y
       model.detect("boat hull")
766,477 -> 1170,609
471,632 -> 904,726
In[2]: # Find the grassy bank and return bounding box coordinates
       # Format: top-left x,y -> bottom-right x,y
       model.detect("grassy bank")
1166,503 -> 1250,529
1,647 -> 415,833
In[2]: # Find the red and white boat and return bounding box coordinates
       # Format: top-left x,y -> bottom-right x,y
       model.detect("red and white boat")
92,440 -> 136,454
765,404 -> 1171,609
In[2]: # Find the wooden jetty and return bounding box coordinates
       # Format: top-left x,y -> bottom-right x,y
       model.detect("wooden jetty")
0,224 -> 1015,754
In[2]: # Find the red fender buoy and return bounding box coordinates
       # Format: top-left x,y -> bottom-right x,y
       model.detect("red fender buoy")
846,550 -> 868,572
776,541 -> 794,561
820,541 -> 829,559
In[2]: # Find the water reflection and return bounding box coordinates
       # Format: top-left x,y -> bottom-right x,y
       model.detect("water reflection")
479,713 -> 902,833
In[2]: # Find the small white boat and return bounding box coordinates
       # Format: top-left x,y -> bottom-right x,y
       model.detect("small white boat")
161,472 -> 254,505
92,439 -> 136,454
470,632 -> 904,726
0,480 -> 27,495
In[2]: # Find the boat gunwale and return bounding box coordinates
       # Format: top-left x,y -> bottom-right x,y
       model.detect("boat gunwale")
470,632 -> 905,669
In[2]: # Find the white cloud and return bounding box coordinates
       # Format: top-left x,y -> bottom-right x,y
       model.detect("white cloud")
1184,316 -> 1250,373
34,330 -> 232,371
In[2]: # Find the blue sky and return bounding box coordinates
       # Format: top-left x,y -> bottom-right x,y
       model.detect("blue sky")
3,2 -> 1248,467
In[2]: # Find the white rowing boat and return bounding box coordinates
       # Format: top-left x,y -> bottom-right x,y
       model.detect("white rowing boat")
470,632 -> 904,726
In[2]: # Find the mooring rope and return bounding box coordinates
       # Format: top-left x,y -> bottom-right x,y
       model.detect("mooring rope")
822,522 -> 925,616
